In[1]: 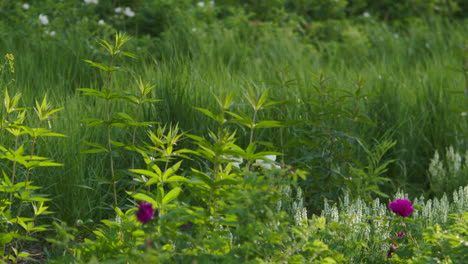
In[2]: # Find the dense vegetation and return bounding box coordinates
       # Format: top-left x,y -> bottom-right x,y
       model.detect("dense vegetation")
0,0 -> 467,263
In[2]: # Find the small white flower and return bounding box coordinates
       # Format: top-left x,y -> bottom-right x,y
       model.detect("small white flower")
197,1 -> 205,7
255,155 -> 280,170
84,0 -> 98,4
191,27 -> 197,32
39,14 -> 49,25
123,7 -> 135,17
461,112 -> 467,117
22,3 -> 30,10
115,7 -> 122,13
49,30 -> 56,36
98,19 -> 105,25
231,157 -> 243,168
133,175 -> 148,183
115,215 -> 122,225
223,155 -> 243,168
363,11 -> 370,18
378,74 -> 382,80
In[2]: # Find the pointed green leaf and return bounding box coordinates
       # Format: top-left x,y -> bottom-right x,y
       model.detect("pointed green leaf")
162,187 -> 181,205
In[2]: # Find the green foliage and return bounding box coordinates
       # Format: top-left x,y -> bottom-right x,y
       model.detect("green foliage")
0,86 -> 62,262
0,2 -> 467,262
79,32 -> 156,207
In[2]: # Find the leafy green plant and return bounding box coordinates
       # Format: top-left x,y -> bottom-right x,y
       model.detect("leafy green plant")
0,89 -> 63,263
79,33 -> 161,208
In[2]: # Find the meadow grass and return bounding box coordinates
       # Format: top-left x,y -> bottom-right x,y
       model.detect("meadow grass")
0,18 -> 466,221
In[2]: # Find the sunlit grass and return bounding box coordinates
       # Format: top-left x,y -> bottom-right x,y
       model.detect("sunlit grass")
0,18 -> 466,221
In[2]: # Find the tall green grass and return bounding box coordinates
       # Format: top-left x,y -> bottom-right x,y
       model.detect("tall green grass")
0,18 -> 466,221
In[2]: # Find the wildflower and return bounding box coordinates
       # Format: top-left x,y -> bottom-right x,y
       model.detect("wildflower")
363,11 -> 371,18
5,53 -> 14,73
84,0 -> 98,4
389,199 -> 414,217
255,155 -> 280,170
123,7 -> 135,17
22,3 -> 30,10
39,14 -> 49,25
136,201 -> 154,224
387,242 -> 397,258
115,7 -> 122,13
397,232 -> 405,238
98,19 -> 105,25
231,157 -> 243,168
5,53 -> 14,61
197,1 -> 205,7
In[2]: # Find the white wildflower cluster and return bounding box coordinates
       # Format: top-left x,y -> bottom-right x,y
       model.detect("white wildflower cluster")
292,188 -> 308,226
223,155 -> 243,168
115,6 -> 135,17
22,3 -> 30,10
197,1 -> 215,8
276,185 -> 308,226
446,146 -> 462,174
428,150 -> 446,183
428,146 -> 467,196
255,155 -> 280,170
84,0 -> 98,4
413,193 -> 450,225
39,14 -> 49,25
452,185 -> 468,213
45,30 -> 56,37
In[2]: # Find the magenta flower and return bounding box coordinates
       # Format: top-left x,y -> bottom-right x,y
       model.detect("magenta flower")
136,201 -> 154,224
389,199 -> 414,217
387,242 -> 398,258
397,232 -> 405,238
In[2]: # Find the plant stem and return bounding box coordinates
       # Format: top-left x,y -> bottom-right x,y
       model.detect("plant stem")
249,110 -> 257,145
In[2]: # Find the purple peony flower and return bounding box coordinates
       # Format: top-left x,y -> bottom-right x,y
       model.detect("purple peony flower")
389,199 -> 414,217
136,201 -> 154,224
